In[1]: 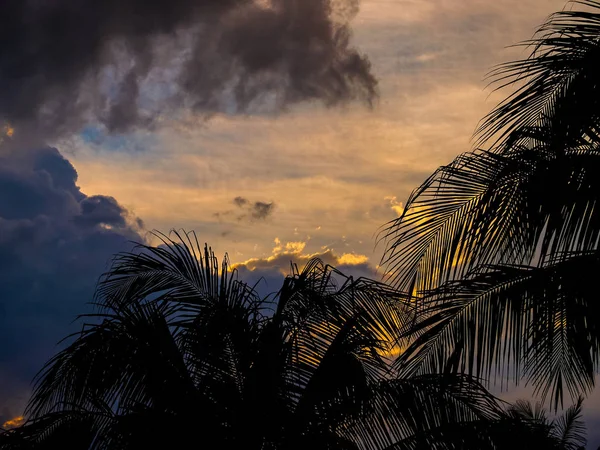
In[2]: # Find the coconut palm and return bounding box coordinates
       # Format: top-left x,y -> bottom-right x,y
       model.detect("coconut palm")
381,0 -> 600,407
0,231 -> 513,450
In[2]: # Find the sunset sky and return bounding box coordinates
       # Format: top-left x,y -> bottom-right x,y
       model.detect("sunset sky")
3,0 -> 599,443
60,0 -> 567,278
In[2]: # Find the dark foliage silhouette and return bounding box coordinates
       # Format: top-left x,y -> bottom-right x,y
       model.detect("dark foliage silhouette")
492,397 -> 587,450
381,0 -> 600,408
0,231 -> 531,450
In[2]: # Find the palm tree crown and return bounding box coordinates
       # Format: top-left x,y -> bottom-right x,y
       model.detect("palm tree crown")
0,231 -> 509,450
381,0 -> 600,408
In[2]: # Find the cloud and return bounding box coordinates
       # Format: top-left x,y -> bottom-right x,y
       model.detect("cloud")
233,237 -> 378,297
233,196 -> 249,207
216,196 -> 276,223
0,137 -> 145,424
337,253 -> 369,265
0,0 -> 376,138
384,196 -> 403,217
64,0 -> 568,269
2,416 -> 25,430
250,201 -> 275,219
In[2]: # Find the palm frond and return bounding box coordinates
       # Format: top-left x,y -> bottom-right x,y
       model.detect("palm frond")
348,374 -> 503,450
380,0 -> 600,413
97,229 -> 261,314
476,0 -> 600,149
553,396 -> 586,450
25,231 -> 266,448
16,233 -> 538,450
27,299 -> 197,418
381,145 -> 600,295
273,261 -> 412,437
395,251 -> 600,407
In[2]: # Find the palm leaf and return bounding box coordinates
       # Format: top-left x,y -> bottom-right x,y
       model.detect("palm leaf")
476,0 -> 600,150
15,232 -> 532,450
395,251 -> 600,407
381,145 -> 600,295
553,396 -> 587,450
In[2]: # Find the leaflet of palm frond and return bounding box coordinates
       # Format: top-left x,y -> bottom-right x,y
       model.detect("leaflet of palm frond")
380,145 -> 600,296
475,0 -> 600,150
553,397 -> 587,450
394,251 -> 600,409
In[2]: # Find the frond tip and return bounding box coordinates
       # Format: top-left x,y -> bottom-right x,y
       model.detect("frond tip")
476,0 -> 600,149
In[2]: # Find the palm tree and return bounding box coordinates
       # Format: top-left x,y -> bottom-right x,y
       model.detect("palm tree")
381,0 -> 600,407
0,231 -> 510,450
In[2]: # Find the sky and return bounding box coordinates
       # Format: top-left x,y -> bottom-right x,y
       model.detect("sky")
3,0 -> 600,445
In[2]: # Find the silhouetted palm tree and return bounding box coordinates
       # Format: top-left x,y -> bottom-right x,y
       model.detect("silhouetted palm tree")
381,0 -> 600,407
0,231 -> 512,450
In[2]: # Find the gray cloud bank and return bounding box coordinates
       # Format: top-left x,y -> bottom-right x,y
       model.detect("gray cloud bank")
0,0 -> 377,421
0,0 -> 376,138
0,138 -> 144,424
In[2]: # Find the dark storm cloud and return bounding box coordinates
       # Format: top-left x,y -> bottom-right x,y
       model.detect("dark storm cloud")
0,0 -> 376,137
0,138 -> 144,423
233,196 -> 249,207
251,201 -> 275,219
217,196 -> 276,222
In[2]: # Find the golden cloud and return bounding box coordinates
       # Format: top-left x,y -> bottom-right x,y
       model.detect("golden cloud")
338,253 -> 369,265
376,342 -> 405,361
272,238 -> 306,255
0,122 -> 14,144
2,416 -> 25,429
384,196 -> 404,217
232,237 -> 373,280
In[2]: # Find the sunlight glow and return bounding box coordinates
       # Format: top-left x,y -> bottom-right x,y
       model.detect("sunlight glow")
338,253 -> 369,265
273,238 -> 306,255
2,416 -> 25,429
1,123 -> 14,142
385,196 -> 404,217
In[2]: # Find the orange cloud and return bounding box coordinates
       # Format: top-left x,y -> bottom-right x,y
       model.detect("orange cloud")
3,416 -> 25,429
232,237 -> 375,282
376,342 -> 405,361
384,196 -> 404,217
272,238 -> 306,255
0,123 -> 14,143
338,253 -> 369,265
